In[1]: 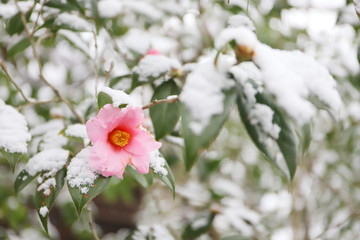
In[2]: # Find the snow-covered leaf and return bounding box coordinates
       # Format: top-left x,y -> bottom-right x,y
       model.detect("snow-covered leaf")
14,169 -> 38,194
35,167 -> 66,233
182,88 -> 236,171
150,79 -> 180,140
182,212 -> 216,240
68,175 -> 111,216
0,100 -> 31,167
150,151 -> 175,197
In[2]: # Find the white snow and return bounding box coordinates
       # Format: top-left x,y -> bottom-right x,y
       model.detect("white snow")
249,104 -> 281,140
0,99 -> 31,154
67,147 -> 98,194
0,4 -> 17,18
166,95 -> 178,100
65,124 -> 89,144
228,15 -> 255,30
215,26 -> 258,50
39,130 -> 68,151
133,55 -> 181,82
191,218 -> 208,230
39,206 -> 49,217
149,150 -> 168,176
254,43 -> 342,125
100,87 -> 139,107
98,0 -> 163,20
25,149 -> 69,176
55,13 -> 93,32
180,55 -> 235,134
30,119 -> 64,136
37,177 -> 56,196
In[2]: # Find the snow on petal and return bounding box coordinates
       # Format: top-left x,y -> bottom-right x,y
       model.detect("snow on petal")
67,147 -> 98,194
26,149 -> 69,176
0,99 -> 31,154
180,55 -> 235,135
133,54 -> 181,82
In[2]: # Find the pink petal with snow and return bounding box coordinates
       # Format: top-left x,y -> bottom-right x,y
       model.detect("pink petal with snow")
124,128 -> 162,156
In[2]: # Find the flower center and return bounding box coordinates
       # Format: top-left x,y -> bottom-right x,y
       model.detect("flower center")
108,129 -> 130,147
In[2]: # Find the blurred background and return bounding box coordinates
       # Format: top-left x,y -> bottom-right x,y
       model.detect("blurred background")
0,0 -> 359,239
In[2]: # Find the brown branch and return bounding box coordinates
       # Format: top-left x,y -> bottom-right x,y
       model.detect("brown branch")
14,0 -> 85,124
141,96 -> 179,110
0,62 -> 33,103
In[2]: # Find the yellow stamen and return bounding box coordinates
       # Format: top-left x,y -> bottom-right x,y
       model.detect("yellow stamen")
108,129 -> 130,147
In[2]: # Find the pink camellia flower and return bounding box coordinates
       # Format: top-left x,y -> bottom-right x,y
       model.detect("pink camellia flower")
86,104 -> 161,178
146,49 -> 161,55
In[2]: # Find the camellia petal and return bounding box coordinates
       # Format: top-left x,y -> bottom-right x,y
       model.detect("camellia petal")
131,154 -> 150,174
86,104 -> 161,178
89,141 -> 129,178
124,129 -> 162,156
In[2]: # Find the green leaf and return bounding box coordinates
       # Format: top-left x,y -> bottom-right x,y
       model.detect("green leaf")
152,157 -> 176,197
181,89 -> 236,171
5,10 -> 32,35
0,150 -> 23,173
68,175 -> 111,216
236,82 -> 298,179
97,91 -> 113,109
236,83 -> 276,165
35,168 -> 67,233
150,80 -> 180,140
8,37 -> 30,59
301,123 -> 312,155
125,165 -> 153,189
44,0 -> 78,11
109,74 -> 132,88
14,170 -> 38,194
256,93 -> 298,179
182,212 -> 216,240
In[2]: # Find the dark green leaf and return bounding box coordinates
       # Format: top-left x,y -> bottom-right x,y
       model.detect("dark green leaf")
97,91 -> 113,109
0,150 -> 23,172
125,165 -> 153,189
301,123 -> 312,155
182,212 -> 215,240
256,93 -> 298,179
5,10 -> 32,35
236,83 -> 277,165
181,88 -> 236,171
68,175 -> 111,216
150,80 -> 180,140
152,157 -> 175,197
8,37 -> 30,59
44,0 -> 78,11
35,168 -> 67,233
14,169 -> 38,194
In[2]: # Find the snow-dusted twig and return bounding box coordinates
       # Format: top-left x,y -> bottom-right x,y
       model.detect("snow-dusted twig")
14,0 -> 85,124
0,62 -> 58,108
141,96 -> 179,110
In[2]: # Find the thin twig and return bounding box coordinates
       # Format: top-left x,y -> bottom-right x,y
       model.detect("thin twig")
0,62 -> 32,103
141,96 -> 179,110
314,211 -> 360,239
14,0 -> 85,123
88,208 -> 100,240
1,62 -> 58,108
